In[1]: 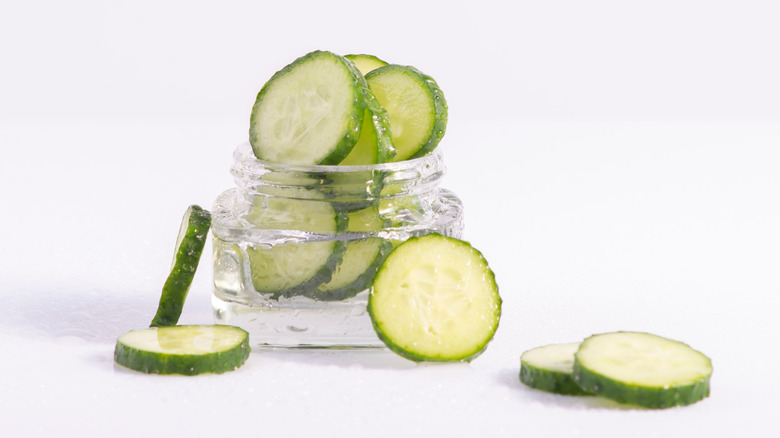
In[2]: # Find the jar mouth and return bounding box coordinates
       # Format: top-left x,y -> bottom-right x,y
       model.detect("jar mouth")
231,142 -> 446,200
232,142 -> 444,174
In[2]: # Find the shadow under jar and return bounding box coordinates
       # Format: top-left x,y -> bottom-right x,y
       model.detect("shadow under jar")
211,142 -> 464,348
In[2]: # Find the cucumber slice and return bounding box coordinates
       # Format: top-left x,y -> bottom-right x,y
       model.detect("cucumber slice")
368,234 -> 501,362
244,187 -> 347,298
339,61 -> 395,165
520,342 -> 588,395
249,50 -> 365,165
573,332 -> 712,408
114,325 -> 250,375
365,65 -> 447,161
344,54 -> 389,75
150,205 -> 211,327
312,206 -> 392,300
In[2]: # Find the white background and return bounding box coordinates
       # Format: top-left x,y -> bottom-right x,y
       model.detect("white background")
1,1 -> 779,436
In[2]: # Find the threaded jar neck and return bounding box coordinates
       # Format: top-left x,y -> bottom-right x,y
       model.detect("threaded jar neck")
230,142 -> 446,202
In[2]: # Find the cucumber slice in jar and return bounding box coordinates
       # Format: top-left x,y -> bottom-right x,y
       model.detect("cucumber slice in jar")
249,50 -> 366,165
365,65 -> 447,161
312,206 -> 392,301
150,205 -> 211,328
520,342 -> 589,395
114,325 -> 250,375
344,54 -> 389,75
339,61 -> 395,165
573,332 -> 713,408
368,234 -> 501,362
244,187 -> 347,298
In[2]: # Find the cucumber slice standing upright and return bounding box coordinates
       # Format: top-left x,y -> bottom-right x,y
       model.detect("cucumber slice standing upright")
150,205 -> 211,327
573,331 -> 713,408
249,50 -> 366,165
344,54 -> 389,75
368,234 -> 501,362
365,65 -> 447,161
520,342 -> 588,395
114,325 -> 250,375
339,54 -> 394,165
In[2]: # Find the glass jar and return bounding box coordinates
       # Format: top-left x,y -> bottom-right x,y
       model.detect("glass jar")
211,142 -> 464,348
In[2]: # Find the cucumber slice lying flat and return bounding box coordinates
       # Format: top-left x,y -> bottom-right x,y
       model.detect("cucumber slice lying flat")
368,234 -> 501,362
573,332 -> 712,408
244,187 -> 347,298
150,205 -> 211,327
249,50 -> 365,165
345,54 -> 389,75
520,342 -> 588,395
365,65 -> 447,161
115,325 -> 250,375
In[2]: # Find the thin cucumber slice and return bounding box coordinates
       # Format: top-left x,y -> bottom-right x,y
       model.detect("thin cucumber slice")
249,50 -> 365,165
312,206 -> 392,300
366,65 -> 447,161
114,325 -> 250,375
368,234 -> 501,362
520,342 -> 588,395
573,332 -> 712,408
339,63 -> 395,165
244,187 -> 347,297
150,205 -> 211,327
345,54 -> 389,75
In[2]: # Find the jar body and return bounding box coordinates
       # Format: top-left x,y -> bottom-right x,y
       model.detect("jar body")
211,143 -> 463,348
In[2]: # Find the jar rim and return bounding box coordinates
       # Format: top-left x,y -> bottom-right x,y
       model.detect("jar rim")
232,142 -> 444,174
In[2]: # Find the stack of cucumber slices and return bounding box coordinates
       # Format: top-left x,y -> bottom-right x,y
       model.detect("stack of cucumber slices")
520,332 -> 713,408
249,51 -> 447,165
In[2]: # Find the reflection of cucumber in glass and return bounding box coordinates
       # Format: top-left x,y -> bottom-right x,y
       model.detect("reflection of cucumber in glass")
369,234 -> 501,362
114,325 -> 250,375
573,332 -> 712,409
150,205 -> 211,327
520,342 -> 588,395
249,50 -> 365,165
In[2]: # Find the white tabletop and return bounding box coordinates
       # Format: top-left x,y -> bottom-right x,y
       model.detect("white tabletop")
1,119 -> 778,437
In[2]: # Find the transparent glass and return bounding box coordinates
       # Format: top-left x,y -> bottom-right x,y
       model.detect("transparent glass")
211,142 -> 464,348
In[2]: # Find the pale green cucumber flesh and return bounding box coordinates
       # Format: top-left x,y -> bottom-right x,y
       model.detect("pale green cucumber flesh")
150,205 -> 211,328
114,325 -> 250,375
520,342 -> 588,395
345,54 -> 389,75
249,50 -> 364,165
573,332 -> 712,408
365,65 -> 447,162
339,69 -> 395,165
368,234 -> 501,362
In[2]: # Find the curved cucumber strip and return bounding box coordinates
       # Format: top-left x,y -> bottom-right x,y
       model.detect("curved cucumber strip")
366,65 -> 447,161
244,187 -> 347,297
520,342 -> 588,395
345,54 -> 389,75
573,332 -> 712,408
369,234 -> 501,362
249,50 -> 365,165
115,325 -> 250,375
150,205 -> 211,327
